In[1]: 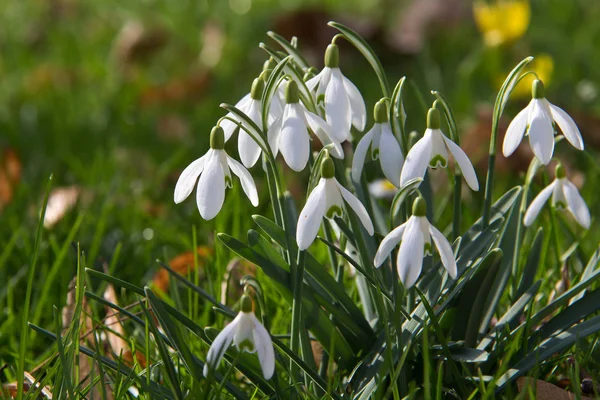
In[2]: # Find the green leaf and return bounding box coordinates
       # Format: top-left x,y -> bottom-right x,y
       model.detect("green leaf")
327,21 -> 389,97
267,31 -> 310,70
389,76 -> 407,149
261,55 -> 292,128
515,227 -> 544,300
85,268 -> 145,296
389,177 -> 423,226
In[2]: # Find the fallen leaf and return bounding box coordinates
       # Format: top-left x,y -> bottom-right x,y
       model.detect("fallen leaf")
0,148 -> 22,211
2,371 -> 53,399
43,186 -> 81,229
112,20 -> 168,73
153,246 -> 212,294
517,377 -> 594,399
139,70 -> 210,106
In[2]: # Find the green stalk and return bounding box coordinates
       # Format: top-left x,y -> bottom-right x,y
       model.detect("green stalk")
17,175 -> 53,400
289,250 -> 306,381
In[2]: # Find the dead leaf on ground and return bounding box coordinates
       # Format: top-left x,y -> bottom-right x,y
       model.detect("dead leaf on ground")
2,371 -> 53,399
139,70 -> 210,107
43,186 -> 81,229
517,377 -> 594,399
112,20 -> 168,73
153,246 -> 212,294
0,148 -> 22,211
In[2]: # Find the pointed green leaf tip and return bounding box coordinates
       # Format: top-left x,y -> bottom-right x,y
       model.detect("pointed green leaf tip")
427,107 -> 441,130
240,294 -> 253,313
532,79 -> 545,99
555,163 -> 566,179
325,43 -> 339,68
374,99 -> 389,123
210,126 -> 225,149
250,77 -> 265,100
285,80 -> 300,104
412,197 -> 427,217
321,156 -> 335,179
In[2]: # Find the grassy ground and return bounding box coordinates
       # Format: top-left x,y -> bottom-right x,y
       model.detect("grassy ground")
2,0 -> 600,398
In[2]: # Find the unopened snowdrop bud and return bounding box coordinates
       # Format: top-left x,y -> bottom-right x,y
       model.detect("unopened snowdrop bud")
296,155 -> 374,250
401,106 -> 478,191
374,196 -> 457,289
285,80 -> 300,104
303,67 -> 318,81
204,294 -> 275,379
503,78 -> 584,165
263,57 -> 277,72
174,125 -> 258,220
352,99 -> 404,186
524,162 -> 590,229
250,77 -> 265,100
324,43 -> 339,68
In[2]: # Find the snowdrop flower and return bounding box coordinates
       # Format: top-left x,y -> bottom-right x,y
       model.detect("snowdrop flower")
374,197 -> 457,289
297,156 -> 374,250
368,179 -> 398,200
269,80 -> 343,172
400,107 -> 479,191
352,99 -> 404,187
306,43 -> 366,141
503,79 -> 584,165
204,294 -> 275,379
524,163 -> 590,229
174,126 -> 258,220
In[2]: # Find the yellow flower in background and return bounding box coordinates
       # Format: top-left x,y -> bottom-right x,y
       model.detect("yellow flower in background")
508,54 -> 555,99
473,0 -> 531,47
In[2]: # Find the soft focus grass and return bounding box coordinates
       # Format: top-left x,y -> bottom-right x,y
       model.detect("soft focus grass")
2,0 -> 600,397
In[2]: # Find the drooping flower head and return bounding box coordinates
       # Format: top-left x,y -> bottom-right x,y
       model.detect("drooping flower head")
204,294 -> 275,379
296,155 -> 374,250
306,43 -> 366,141
374,197 -> 457,289
174,126 -> 258,220
524,163 -> 590,229
268,80 -> 343,172
400,106 -> 479,191
503,79 -> 584,165
352,99 -> 404,187
473,0 -> 530,47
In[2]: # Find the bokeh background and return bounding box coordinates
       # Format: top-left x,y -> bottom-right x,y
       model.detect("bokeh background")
2,0 -> 600,379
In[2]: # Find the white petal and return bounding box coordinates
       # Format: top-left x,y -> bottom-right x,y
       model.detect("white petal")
563,180 -> 591,229
312,127 -> 345,159
280,104 -> 310,171
342,74 -> 367,131
267,107 -> 287,157
429,223 -> 457,279
296,179 -> 327,250
251,314 -> 275,379
442,134 -> 479,191
303,108 -> 342,158
324,178 -> 344,219
305,70 -> 323,92
203,315 -> 239,376
351,126 -> 376,183
196,152 -> 226,220
222,94 -> 252,140
325,69 -> 352,142
429,129 -> 448,167
373,220 -> 408,267
528,99 -> 555,165
379,123 -> 404,187
238,100 -> 263,168
400,131 -> 432,187
396,217 -> 425,289
174,151 -> 209,203
316,68 -> 332,98
336,181 -> 374,235
226,155 -> 259,206
523,181 -> 555,226
503,103 -> 530,157
549,103 -> 584,151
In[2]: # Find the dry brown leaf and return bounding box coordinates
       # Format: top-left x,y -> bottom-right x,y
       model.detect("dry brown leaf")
220,258 -> 256,306
43,186 -> 81,229
112,20 -> 168,73
517,377 -> 594,399
139,70 -> 210,106
153,246 -> 212,294
0,148 -> 22,211
2,371 -> 53,399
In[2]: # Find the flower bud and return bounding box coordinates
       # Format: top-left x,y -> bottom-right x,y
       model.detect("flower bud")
324,43 -> 339,68
321,156 -> 335,179
250,77 -> 265,100
374,99 -> 389,123
303,67 -> 318,81
285,80 -> 300,104
263,57 -> 277,72
427,107 -> 441,130
555,162 -> 566,179
210,126 -> 225,150
532,79 -> 545,99
240,294 -> 253,313
412,197 -> 427,217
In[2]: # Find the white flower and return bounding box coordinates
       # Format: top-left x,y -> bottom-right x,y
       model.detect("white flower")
503,79 -> 584,165
297,157 -> 374,250
524,164 -> 590,229
219,77 -> 276,168
368,179 -> 398,199
204,295 -> 275,379
400,107 -> 479,191
269,80 -> 344,172
352,99 -> 404,187
306,43 -> 366,142
174,126 -> 258,220
374,198 -> 457,289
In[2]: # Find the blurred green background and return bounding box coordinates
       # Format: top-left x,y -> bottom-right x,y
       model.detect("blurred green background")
2,0 -> 600,383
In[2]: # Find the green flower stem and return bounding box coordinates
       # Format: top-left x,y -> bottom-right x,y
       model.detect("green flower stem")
289,250 -> 306,382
